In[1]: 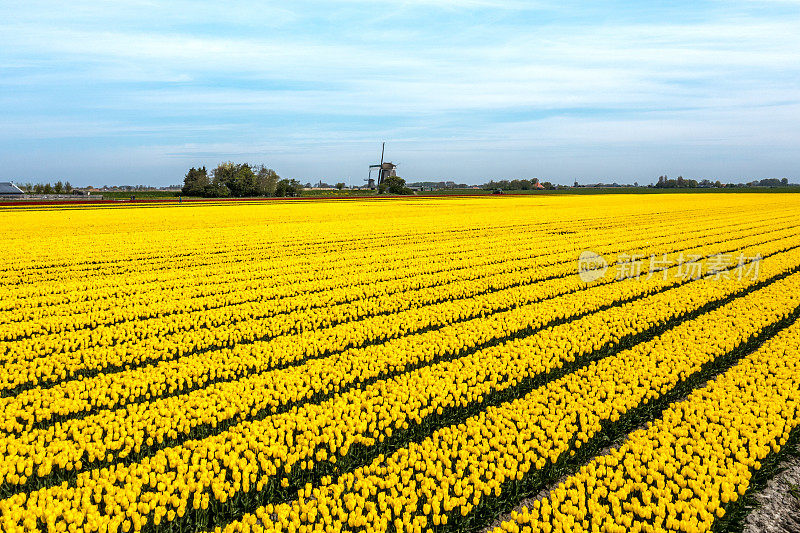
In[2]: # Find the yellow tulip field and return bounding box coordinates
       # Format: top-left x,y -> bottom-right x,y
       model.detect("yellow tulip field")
1,194 -> 799,533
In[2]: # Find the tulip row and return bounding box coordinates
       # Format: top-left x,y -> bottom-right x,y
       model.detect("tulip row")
2,195 -> 799,533
3,245 -> 799,533
0,226 -> 555,341
4,207 -> 768,362
4,205 -> 782,328
3,201 -> 636,301
4,217 -> 584,333
3,220 -> 795,432
491,311 -> 800,533
208,262 -> 800,533
0,222 -> 554,328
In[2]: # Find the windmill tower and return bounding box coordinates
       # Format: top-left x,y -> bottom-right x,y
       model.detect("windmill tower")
367,142 -> 397,189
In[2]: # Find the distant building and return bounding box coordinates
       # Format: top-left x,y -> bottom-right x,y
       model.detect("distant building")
0,182 -> 23,196
368,162 -> 397,188
367,143 -> 398,189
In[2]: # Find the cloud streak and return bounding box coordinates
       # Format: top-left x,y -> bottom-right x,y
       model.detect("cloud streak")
0,0 -> 798,184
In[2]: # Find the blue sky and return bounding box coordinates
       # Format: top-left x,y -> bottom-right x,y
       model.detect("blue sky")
1,1 -> 799,186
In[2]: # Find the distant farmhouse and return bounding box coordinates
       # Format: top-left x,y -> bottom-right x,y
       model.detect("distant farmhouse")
0,182 -> 24,197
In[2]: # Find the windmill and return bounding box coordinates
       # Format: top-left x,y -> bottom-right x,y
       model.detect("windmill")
366,142 -> 397,189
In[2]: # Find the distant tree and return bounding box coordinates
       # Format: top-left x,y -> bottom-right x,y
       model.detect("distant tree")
203,166 -> 230,197
254,165 -> 280,196
275,179 -> 302,197
335,182 -> 345,190
378,175 -> 411,194
655,175 -> 697,189
484,179 -> 512,191
214,162 -> 258,197
182,167 -> 210,196
43,183 -> 54,194
781,178 -> 789,186
54,181 -> 64,194
715,181 -> 722,188
64,181 -> 73,193
541,181 -> 555,190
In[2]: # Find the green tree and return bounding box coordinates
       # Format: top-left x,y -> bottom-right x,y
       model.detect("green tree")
233,164 -> 258,197
275,179 -> 302,197
254,165 -> 280,196
378,175 -> 411,195
335,182 -> 345,190
54,181 -> 64,194
212,162 -> 260,197
64,181 -> 73,193
182,167 -> 210,196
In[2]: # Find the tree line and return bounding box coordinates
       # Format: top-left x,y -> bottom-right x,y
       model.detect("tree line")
182,163 -> 414,197
182,163 -> 302,197
15,181 -> 74,194
655,176 -> 790,188
483,179 -> 555,190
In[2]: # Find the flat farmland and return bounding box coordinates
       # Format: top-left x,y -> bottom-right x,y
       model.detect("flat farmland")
1,194 -> 799,533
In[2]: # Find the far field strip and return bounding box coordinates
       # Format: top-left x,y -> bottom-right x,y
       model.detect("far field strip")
3,208 -> 745,336
0,208 -> 682,316
0,196 -> 726,274
0,199 -> 757,298
0,202 -> 741,312
0,204 -> 653,279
